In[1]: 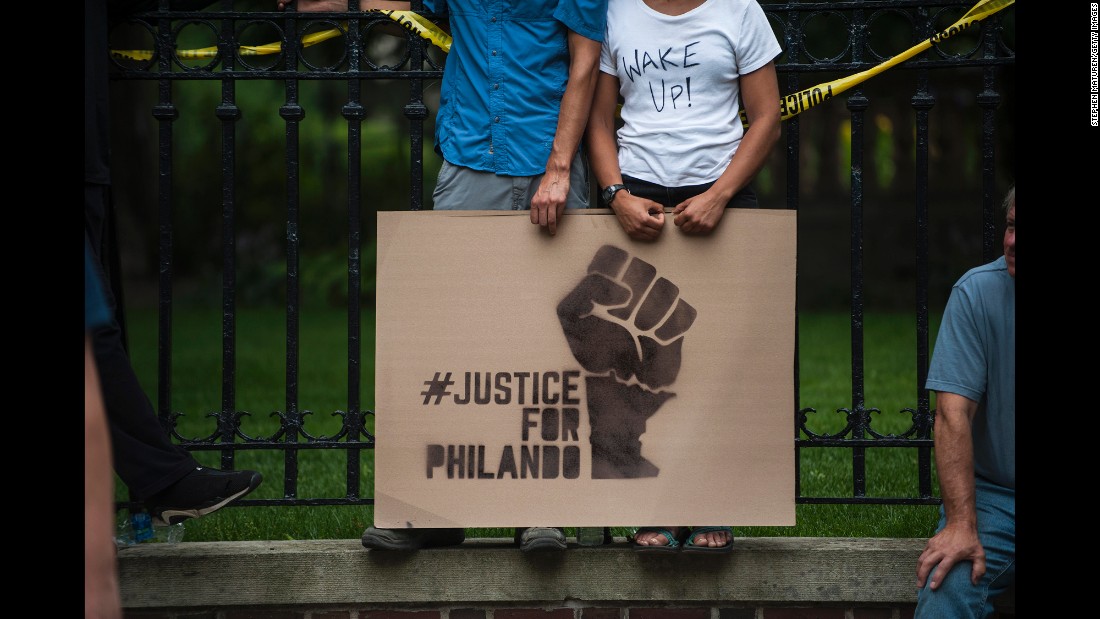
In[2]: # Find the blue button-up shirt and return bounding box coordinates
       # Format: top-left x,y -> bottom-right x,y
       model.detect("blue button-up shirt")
427,0 -> 606,177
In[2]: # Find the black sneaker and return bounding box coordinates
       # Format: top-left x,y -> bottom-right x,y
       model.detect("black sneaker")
361,527 -> 465,551
146,466 -> 263,526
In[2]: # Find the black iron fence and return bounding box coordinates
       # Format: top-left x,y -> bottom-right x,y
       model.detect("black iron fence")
106,0 -> 1015,512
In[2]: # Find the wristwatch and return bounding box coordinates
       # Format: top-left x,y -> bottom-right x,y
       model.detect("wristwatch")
600,184 -> 629,207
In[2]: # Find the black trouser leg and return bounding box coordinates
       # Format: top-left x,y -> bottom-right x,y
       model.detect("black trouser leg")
85,183 -> 197,500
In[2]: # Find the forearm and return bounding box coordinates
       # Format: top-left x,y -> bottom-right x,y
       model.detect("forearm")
933,392 -> 979,531
709,116 -> 778,200
545,31 -> 602,176
587,130 -> 621,189
586,74 -> 624,189
709,62 -> 780,200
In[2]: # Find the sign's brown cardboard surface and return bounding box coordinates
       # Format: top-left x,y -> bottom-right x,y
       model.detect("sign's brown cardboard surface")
375,209 -> 796,527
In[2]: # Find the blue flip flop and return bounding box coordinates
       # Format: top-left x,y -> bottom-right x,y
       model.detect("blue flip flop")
682,526 -> 734,554
631,527 -> 684,553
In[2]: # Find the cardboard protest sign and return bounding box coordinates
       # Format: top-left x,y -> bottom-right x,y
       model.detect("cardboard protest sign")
375,209 -> 796,527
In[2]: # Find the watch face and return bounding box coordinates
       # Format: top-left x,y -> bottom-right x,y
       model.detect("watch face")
602,184 -> 624,206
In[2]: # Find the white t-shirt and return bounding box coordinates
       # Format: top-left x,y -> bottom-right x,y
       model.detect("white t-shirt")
599,0 -> 782,186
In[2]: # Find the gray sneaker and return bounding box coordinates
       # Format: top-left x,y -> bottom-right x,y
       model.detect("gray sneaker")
516,527 -> 567,552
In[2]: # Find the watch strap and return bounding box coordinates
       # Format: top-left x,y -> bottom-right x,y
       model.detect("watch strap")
601,183 -> 629,207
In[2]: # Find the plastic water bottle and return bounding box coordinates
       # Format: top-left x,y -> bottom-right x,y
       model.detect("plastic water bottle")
153,520 -> 187,543
115,512 -> 185,546
131,512 -> 155,543
577,527 -> 607,546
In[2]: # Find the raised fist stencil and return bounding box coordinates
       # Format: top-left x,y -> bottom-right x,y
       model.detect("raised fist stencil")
557,245 -> 697,479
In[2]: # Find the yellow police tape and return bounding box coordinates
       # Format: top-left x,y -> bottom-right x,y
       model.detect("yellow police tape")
774,0 -> 1014,122
110,0 -> 1011,124
109,9 -> 450,61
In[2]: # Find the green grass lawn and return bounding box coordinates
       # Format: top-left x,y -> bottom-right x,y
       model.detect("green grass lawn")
118,306 -> 942,542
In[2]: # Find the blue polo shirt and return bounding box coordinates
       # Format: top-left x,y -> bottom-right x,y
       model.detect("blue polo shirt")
926,256 -> 1015,490
427,0 -> 607,177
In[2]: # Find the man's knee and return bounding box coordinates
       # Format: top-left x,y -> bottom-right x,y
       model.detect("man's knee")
914,562 -> 992,619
